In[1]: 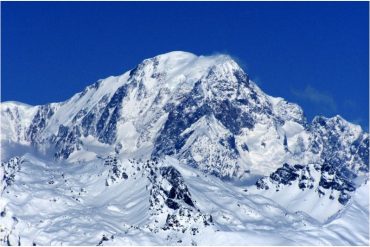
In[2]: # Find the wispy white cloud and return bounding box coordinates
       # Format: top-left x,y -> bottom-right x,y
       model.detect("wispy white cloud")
291,85 -> 337,112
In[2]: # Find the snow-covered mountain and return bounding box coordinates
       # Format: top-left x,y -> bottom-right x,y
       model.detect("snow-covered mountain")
1,51 -> 368,245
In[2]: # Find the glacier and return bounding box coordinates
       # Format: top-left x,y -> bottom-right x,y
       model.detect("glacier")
0,51 -> 368,245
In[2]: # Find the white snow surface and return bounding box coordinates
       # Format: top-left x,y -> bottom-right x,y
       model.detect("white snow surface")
0,154 -> 368,245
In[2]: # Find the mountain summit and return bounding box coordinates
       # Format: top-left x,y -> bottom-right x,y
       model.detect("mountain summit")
1,52 -> 368,245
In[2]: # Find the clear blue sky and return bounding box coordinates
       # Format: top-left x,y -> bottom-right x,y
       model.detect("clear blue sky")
2,2 -> 369,130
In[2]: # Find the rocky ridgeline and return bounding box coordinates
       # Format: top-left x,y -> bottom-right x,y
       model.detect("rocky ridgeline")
102,156 -> 213,238
256,162 -> 357,205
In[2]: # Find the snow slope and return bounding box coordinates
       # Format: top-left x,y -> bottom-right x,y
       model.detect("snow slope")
1,155 -> 368,245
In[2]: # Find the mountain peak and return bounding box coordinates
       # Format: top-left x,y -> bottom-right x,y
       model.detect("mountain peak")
1,51 -> 368,245
144,51 -> 241,74
312,114 -> 363,133
127,51 -> 244,94
154,51 -> 198,61
151,51 -> 235,64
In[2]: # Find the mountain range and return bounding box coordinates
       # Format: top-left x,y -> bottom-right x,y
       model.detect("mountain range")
1,51 -> 368,245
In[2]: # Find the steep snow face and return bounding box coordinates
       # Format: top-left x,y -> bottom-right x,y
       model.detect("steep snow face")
0,102 -> 38,144
0,102 -> 40,161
